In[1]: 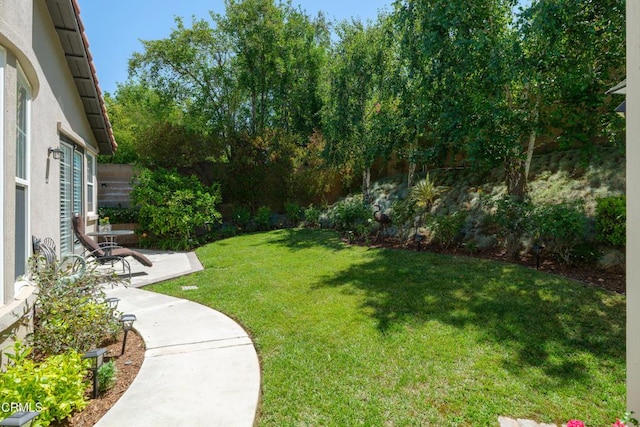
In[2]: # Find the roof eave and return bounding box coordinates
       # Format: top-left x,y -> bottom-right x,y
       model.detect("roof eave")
45,0 -> 117,155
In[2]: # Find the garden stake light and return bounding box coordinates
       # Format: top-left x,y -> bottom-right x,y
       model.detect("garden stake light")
413,233 -> 424,252
83,348 -> 107,398
532,243 -> 544,269
0,411 -> 40,426
120,313 -> 137,356
105,296 -> 120,313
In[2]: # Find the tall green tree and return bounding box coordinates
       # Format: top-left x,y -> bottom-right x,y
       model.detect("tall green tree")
322,17 -> 400,202
395,0 -> 528,194
220,0 -> 328,138
518,0 -> 626,152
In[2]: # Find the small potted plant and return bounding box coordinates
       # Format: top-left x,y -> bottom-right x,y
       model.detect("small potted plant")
99,216 -> 111,232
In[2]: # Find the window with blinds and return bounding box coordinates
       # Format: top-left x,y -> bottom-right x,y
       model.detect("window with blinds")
59,144 -> 73,254
87,153 -> 95,213
59,142 -> 84,255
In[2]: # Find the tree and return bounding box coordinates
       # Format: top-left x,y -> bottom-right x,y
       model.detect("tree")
395,0 -> 529,194
394,0 -> 625,198
123,1 -> 330,208
518,0 -> 626,152
220,0 -> 328,138
322,17 -> 400,202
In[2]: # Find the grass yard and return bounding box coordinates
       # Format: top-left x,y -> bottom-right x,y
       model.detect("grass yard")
148,229 -> 625,426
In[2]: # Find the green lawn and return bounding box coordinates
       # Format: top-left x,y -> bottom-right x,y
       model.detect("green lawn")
148,229 -> 625,426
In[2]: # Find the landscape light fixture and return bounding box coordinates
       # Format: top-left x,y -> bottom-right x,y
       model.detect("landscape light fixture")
615,100 -> 626,118
105,296 -> 120,312
0,411 -> 40,427
120,313 -> 137,356
413,233 -> 424,252
83,348 -> 107,398
532,243 -> 545,270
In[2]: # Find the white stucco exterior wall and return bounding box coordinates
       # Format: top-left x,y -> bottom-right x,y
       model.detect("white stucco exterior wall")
628,0 -> 640,414
0,0 -> 104,363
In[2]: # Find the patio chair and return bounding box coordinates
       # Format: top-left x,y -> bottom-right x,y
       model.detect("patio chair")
32,235 -> 87,282
72,214 -> 152,278
32,235 -> 57,265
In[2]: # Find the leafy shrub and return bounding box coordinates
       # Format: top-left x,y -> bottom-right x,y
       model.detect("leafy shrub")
97,360 -> 117,394
0,341 -> 89,426
232,206 -> 252,230
304,204 -> 322,227
428,211 -> 467,249
391,198 -> 418,239
255,206 -> 272,231
491,195 -> 535,258
131,168 -> 222,250
28,257 -> 123,357
596,195 -> 626,247
285,202 -> 303,227
97,206 -> 140,224
329,197 -> 372,236
533,202 -> 587,265
220,224 -> 239,238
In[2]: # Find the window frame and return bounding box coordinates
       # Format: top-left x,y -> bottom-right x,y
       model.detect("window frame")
86,152 -> 95,214
14,64 -> 31,279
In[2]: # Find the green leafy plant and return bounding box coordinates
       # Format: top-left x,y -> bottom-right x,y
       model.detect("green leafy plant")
232,206 -> 252,231
390,198 -> 418,239
303,204 -> 322,227
131,168 -> 222,250
255,206 -> 272,231
97,360 -> 118,394
328,196 -> 372,236
411,173 -> 442,212
97,206 -> 140,224
28,257 -> 123,357
0,341 -> 90,426
427,211 -> 467,249
285,202 -> 303,227
533,202 -> 587,265
596,195 -> 626,247
491,195 -> 535,258
219,224 -> 239,239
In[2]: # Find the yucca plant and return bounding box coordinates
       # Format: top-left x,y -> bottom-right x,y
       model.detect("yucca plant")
411,173 -> 440,211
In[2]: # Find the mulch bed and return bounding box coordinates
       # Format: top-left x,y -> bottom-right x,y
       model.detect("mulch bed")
52,330 -> 145,427
354,237 -> 625,295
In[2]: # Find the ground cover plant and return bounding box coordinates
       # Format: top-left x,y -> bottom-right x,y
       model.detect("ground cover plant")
149,229 -> 625,426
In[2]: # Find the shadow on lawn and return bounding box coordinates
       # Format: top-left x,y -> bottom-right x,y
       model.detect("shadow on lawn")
263,228 -> 351,252
275,230 -> 624,381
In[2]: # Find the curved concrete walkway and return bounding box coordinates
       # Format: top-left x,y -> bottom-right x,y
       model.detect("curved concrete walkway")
95,252 -> 261,426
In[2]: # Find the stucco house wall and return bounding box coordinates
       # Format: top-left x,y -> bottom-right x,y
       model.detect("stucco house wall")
628,0 -> 640,414
0,0 -> 116,364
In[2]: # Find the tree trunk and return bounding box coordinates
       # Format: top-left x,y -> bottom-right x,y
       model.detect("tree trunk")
524,129 -> 537,179
362,168 -> 371,204
524,88 -> 541,180
407,161 -> 417,188
505,154 -> 526,201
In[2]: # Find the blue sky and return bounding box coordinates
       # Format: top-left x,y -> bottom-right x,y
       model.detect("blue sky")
80,0 -> 393,95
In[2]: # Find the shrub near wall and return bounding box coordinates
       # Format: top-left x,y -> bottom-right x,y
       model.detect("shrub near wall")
0,342 -> 89,426
596,195 -> 626,247
131,168 -> 222,250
